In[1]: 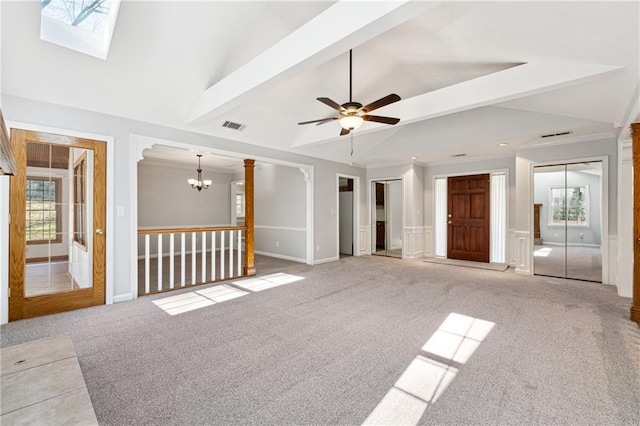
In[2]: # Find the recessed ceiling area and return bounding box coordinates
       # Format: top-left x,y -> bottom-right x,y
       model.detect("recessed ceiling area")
1,1 -> 637,167
141,146 -> 246,174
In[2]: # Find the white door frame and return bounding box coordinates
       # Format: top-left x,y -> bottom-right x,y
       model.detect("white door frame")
529,156 -> 609,283
336,173 -> 360,258
368,176 -> 404,258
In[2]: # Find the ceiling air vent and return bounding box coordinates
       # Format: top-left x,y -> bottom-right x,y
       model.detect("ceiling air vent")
222,121 -> 245,131
452,153 -> 467,158
540,131 -> 572,139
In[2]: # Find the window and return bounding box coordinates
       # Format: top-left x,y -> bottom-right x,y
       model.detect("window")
40,0 -> 122,60
26,177 -> 62,244
548,185 -> 589,227
74,153 -> 88,248
236,193 -> 245,217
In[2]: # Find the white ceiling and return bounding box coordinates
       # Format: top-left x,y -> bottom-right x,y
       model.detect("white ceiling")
2,1 -> 638,167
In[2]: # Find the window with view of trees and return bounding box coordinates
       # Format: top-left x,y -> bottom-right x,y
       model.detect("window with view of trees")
26,177 -> 62,244
549,186 -> 589,227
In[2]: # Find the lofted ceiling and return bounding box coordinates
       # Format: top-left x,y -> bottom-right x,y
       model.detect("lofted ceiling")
1,1 -> 638,167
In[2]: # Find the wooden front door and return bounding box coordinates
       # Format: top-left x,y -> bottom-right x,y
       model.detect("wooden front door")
9,130 -> 106,321
447,174 -> 490,262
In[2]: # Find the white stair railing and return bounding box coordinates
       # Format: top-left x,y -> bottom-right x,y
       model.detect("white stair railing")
138,226 -> 247,296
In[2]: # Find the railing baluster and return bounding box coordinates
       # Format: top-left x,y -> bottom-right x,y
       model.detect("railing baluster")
229,230 -> 234,278
157,234 -> 163,292
169,233 -> 175,289
181,232 -> 186,286
191,232 -> 197,284
211,231 -> 216,281
237,229 -> 242,277
138,226 -> 248,294
201,231 -> 207,283
145,234 -> 150,294
220,231 -> 225,280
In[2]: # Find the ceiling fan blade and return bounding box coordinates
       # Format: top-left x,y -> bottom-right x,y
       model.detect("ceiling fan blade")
363,115 -> 400,125
340,127 -> 351,136
361,94 -> 401,113
317,97 -> 345,112
298,117 -> 339,125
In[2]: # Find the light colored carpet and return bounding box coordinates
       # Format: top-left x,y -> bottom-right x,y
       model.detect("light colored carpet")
1,255 -> 639,425
424,257 -> 509,271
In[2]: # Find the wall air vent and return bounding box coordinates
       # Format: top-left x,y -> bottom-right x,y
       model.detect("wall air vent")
451,153 -> 467,157
540,131 -> 572,139
222,121 -> 245,131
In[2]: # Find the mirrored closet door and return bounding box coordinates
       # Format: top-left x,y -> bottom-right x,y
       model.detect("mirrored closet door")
533,162 -> 603,282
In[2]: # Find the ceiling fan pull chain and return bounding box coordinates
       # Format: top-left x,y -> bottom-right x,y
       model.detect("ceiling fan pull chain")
350,133 -> 354,165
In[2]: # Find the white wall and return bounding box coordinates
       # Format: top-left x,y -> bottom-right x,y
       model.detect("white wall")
138,161 -> 231,227
253,164 -> 307,262
533,170 -> 602,245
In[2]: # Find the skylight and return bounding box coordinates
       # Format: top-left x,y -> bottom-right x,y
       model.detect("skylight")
40,0 -> 121,60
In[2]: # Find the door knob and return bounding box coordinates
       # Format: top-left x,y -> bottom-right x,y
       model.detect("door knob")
448,214 -> 452,218
96,229 -> 104,235
448,221 -> 452,225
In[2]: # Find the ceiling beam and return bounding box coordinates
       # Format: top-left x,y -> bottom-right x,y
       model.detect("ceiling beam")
292,61 -> 623,148
187,0 -> 433,125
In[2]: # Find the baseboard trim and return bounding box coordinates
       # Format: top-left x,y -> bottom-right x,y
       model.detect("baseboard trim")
314,256 -> 338,265
113,293 -> 133,303
254,251 -> 306,264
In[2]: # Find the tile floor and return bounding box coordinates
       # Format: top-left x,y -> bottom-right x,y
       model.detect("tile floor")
0,335 -> 98,425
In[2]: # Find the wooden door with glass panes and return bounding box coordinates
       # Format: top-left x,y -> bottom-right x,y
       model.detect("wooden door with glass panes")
9,129 -> 106,321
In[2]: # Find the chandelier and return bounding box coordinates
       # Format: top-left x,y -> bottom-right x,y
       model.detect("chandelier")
187,154 -> 212,191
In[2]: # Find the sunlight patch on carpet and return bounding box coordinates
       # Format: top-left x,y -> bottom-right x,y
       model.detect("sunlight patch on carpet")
153,285 -> 248,316
422,313 -> 495,364
233,272 -> 305,291
363,313 -> 495,425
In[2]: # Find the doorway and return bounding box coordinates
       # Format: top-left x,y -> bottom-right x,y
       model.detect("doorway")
372,179 -> 402,258
338,177 -> 354,257
9,129 -> 106,320
447,174 -> 490,262
533,161 -> 603,282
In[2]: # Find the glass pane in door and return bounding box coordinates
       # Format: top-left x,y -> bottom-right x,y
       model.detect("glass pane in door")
566,161 -> 602,282
24,143 -> 94,296
533,164 -> 567,277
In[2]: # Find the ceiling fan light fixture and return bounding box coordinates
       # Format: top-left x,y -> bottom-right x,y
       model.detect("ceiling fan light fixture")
339,115 -> 364,130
